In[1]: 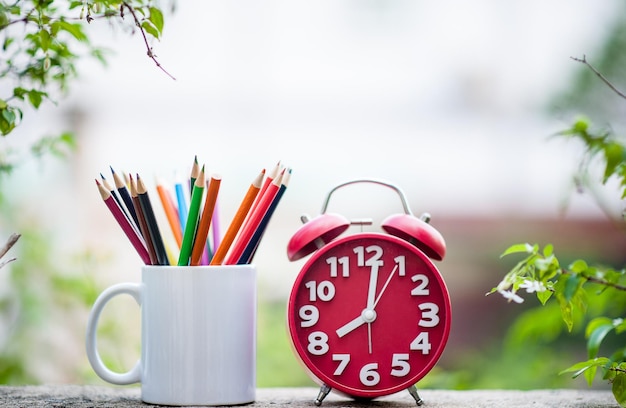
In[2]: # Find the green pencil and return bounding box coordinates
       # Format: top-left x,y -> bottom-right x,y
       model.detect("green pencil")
178,165 -> 205,265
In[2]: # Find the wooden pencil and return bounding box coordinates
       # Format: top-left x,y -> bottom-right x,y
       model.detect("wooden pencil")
111,166 -> 140,229
190,174 -> 221,266
189,155 -> 199,196
96,179 -> 151,264
130,174 -> 158,265
136,174 -> 170,265
238,168 -> 291,264
177,166 -> 205,265
210,169 -> 264,265
100,173 -> 131,223
240,161 -> 279,233
156,179 -> 183,249
175,178 -> 188,232
223,169 -> 284,265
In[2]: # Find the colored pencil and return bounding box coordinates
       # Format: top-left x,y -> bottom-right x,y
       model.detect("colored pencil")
100,173 -> 131,222
175,178 -> 189,232
96,179 -> 151,264
190,174 -> 221,266
177,166 -> 205,265
111,166 -> 140,228
211,199 -> 221,250
137,174 -> 170,265
156,179 -> 183,249
189,155 -> 199,196
238,168 -> 291,264
210,169 -> 264,265
223,169 -> 284,265
130,174 -> 158,265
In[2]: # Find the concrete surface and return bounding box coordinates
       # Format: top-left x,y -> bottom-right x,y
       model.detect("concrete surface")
0,386 -> 618,407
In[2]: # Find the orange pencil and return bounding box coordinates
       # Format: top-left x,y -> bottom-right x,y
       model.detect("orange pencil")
96,179 -> 151,264
190,174 -> 222,266
242,161 -> 279,230
223,169 -> 284,265
156,179 -> 183,249
210,170 -> 264,265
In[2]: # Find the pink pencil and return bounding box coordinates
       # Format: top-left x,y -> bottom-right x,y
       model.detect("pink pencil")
96,179 -> 151,264
223,169 -> 284,265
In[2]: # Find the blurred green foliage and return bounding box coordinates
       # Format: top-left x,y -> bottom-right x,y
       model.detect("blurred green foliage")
491,118 -> 626,404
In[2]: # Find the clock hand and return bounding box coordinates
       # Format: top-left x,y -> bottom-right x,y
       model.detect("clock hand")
366,262 -> 380,309
336,309 -> 377,337
373,264 -> 398,309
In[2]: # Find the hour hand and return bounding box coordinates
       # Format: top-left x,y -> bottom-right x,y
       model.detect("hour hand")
336,309 -> 377,338
336,315 -> 366,338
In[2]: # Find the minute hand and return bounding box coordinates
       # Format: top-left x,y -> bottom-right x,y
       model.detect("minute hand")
366,261 -> 380,309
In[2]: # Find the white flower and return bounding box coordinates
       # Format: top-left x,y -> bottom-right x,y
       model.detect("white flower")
519,279 -> 547,293
498,289 -> 524,304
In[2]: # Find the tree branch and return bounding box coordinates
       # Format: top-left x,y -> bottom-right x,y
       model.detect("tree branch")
121,2 -> 176,81
0,233 -> 20,267
571,55 -> 626,100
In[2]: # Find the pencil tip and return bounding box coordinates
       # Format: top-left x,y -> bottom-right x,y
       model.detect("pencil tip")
95,178 -> 100,185
100,173 -> 106,179
109,165 -> 115,174
194,155 -> 198,163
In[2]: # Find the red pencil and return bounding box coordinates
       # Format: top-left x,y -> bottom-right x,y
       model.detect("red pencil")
96,179 -> 151,264
223,169 -> 284,265
210,170 -> 264,265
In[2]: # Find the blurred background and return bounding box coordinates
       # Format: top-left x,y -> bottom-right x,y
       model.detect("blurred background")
1,0 -> 626,391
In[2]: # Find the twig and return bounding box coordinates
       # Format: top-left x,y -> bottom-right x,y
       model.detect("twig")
571,55 -> 626,100
0,233 -> 20,263
121,2 -> 176,81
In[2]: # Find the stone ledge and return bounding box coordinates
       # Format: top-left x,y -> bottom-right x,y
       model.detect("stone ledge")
0,385 -> 617,407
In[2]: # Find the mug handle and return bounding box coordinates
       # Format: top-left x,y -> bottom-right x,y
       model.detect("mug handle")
85,282 -> 142,385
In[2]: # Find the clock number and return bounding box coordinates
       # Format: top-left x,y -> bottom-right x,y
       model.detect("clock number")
332,354 -> 350,375
327,256 -> 350,277
411,274 -> 430,296
410,332 -> 432,354
359,363 -> 380,386
307,331 -> 329,355
394,255 -> 406,276
391,353 -> 410,377
418,302 -> 440,327
305,280 -> 335,302
298,305 -> 319,327
354,245 -> 383,267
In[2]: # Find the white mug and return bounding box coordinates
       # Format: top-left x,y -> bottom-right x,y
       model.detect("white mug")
85,265 -> 257,406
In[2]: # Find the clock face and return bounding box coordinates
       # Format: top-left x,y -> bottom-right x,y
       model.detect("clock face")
287,232 -> 451,398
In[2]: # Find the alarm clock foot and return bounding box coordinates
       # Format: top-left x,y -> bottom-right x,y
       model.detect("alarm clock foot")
407,385 -> 424,406
314,384 -> 332,406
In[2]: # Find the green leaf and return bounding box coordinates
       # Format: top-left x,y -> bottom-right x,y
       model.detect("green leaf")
27,90 -> 46,109
500,243 -> 535,258
148,7 -> 164,34
38,29 -> 51,52
536,289 -> 553,305
586,317 -> 614,338
559,357 -> 610,378
563,274 -> 582,302
603,142 -> 625,183
543,244 -> 554,257
613,373 -> 626,407
141,20 -> 160,41
587,322 -> 614,359
51,21 -> 88,42
569,259 -> 588,273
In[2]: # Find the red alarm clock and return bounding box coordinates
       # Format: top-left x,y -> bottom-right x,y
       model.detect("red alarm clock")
286,179 -> 451,406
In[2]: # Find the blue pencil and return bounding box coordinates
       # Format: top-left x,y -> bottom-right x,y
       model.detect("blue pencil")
175,179 -> 188,233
